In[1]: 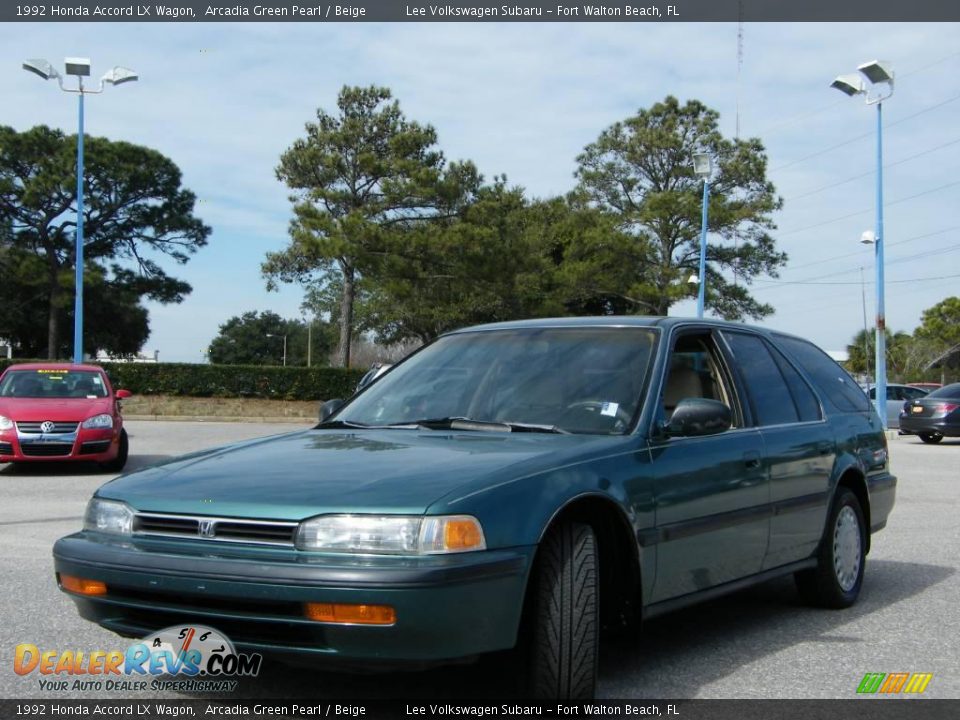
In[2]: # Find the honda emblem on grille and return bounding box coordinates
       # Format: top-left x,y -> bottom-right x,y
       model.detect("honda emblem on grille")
40,421 -> 56,434
198,520 -> 216,538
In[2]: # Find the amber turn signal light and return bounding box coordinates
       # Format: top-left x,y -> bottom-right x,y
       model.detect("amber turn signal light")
303,602 -> 396,625
443,518 -> 484,551
60,574 -> 107,596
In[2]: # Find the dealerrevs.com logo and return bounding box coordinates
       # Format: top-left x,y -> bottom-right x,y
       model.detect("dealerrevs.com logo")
14,625 -> 262,693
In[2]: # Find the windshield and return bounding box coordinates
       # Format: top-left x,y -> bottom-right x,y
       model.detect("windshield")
338,326 -> 658,435
0,370 -> 109,399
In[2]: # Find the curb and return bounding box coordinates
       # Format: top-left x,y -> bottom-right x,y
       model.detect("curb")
124,415 -> 315,424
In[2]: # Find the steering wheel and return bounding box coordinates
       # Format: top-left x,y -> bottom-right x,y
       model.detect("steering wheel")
558,400 -> 634,430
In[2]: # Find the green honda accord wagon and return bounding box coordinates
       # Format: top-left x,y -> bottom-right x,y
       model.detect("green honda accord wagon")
54,317 -> 896,698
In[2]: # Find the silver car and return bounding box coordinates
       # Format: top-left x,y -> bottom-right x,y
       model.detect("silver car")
864,383 -> 929,428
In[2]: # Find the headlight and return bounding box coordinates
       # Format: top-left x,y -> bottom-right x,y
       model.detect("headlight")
296,514 -> 486,555
82,414 -> 113,429
83,498 -> 134,535
0,416 -> 13,431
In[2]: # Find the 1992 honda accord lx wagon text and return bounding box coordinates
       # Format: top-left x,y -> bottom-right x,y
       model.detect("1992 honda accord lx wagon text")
54,317 -> 896,699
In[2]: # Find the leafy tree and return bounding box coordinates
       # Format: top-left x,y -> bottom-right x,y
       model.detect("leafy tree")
526,195 -> 665,316
0,125 -> 210,358
574,96 -> 786,319
359,181 -> 563,343
265,86 -> 480,367
0,249 -> 150,357
914,297 -> 960,351
846,328 -> 915,382
207,310 -> 334,367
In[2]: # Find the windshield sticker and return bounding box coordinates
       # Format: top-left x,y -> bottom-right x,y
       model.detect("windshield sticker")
601,402 -> 619,417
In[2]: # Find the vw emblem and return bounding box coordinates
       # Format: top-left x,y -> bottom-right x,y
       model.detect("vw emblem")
198,520 -> 216,539
40,421 -> 56,434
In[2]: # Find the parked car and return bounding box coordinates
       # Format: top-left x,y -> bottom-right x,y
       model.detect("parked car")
863,383 -> 929,428
907,382 -> 942,391
54,318 -> 895,699
899,382 -> 960,444
0,363 -> 130,471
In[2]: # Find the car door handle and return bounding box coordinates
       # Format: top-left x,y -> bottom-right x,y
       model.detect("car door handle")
743,451 -> 762,469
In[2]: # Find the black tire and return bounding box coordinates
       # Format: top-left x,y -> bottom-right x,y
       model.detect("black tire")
99,429 -> 128,472
795,487 -> 866,609
919,432 -> 943,445
527,521 -> 598,699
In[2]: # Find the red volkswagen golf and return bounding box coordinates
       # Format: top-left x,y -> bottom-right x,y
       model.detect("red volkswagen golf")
0,364 -> 130,471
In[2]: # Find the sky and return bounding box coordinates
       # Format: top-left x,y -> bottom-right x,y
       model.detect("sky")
1,20 -> 958,362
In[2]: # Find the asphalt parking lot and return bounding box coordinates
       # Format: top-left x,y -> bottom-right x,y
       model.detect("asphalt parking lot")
1,421 -> 958,700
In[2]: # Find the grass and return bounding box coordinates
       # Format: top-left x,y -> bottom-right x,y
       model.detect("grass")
122,395 -> 320,422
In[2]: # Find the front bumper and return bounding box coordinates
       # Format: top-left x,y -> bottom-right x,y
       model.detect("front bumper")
0,426 -> 119,463
53,532 -> 534,665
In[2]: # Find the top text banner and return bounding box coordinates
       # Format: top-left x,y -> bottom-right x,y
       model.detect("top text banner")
3,0 -> 959,22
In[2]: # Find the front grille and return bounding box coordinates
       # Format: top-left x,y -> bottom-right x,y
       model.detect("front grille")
17,421 -> 80,434
21,443 -> 74,457
133,513 -> 298,547
0,442 -> 13,455
79,440 -> 111,455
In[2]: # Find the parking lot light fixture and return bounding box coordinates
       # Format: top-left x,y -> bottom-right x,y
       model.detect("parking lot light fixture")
832,60 -> 894,428
22,56 -> 138,364
266,334 -> 288,367
692,152 -> 713,318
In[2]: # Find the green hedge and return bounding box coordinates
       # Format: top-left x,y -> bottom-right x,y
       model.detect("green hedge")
0,359 -> 365,401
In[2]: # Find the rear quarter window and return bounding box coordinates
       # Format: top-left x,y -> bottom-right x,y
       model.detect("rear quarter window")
771,334 -> 871,414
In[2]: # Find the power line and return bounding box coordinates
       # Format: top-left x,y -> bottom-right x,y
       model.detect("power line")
778,179 -> 960,237
760,272 -> 960,286
771,275 -> 958,317
783,136 -> 960,204
755,242 -> 960,290
770,92 -> 960,173
785,226 -> 960,272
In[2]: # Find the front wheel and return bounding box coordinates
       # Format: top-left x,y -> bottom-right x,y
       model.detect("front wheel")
99,429 -> 128,473
795,487 -> 866,608
919,432 -> 943,444
526,521 -> 598,699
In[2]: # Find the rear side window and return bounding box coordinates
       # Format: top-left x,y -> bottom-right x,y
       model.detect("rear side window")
770,349 -> 823,422
772,335 -> 871,413
722,332 -> 798,426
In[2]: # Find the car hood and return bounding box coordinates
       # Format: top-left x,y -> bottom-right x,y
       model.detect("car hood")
98,428 -> 624,520
0,397 -> 114,422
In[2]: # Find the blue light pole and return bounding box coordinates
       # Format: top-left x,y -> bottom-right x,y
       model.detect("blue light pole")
22,58 -> 138,363
692,153 -> 713,318
832,61 -> 894,429
75,87 -> 85,365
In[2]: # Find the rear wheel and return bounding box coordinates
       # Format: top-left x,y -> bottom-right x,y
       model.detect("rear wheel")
526,521 -> 598,699
99,429 -> 128,472
795,487 -> 866,608
919,432 -> 943,444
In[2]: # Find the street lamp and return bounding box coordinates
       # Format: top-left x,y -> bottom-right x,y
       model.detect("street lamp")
22,57 -> 138,364
692,152 -> 713,318
832,60 -> 894,428
266,334 -> 288,367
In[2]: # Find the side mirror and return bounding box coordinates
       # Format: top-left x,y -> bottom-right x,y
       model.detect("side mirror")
116,389 -> 132,399
319,398 -> 345,422
665,398 -> 731,437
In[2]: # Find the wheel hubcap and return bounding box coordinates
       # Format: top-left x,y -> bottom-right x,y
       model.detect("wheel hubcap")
833,506 -> 861,592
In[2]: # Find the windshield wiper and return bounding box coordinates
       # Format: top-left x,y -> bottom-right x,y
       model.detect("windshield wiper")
390,417 -> 569,434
